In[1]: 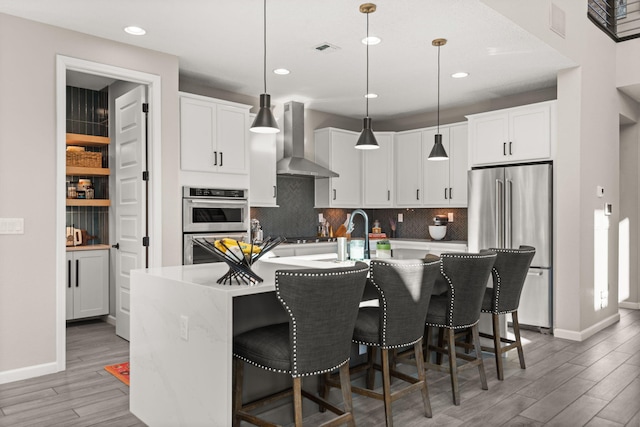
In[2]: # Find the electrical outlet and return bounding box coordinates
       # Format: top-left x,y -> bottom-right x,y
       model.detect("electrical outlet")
447,212 -> 454,223
180,315 -> 189,341
318,213 -> 324,222
397,213 -> 403,223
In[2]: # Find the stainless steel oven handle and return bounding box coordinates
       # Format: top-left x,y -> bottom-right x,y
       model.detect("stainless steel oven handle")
185,199 -> 247,205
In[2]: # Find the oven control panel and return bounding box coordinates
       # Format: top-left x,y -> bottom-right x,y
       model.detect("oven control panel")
183,187 -> 246,199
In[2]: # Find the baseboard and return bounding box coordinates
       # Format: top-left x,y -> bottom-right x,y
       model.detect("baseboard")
619,301 -> 640,310
0,361 -> 59,385
554,312 -> 621,341
105,315 -> 117,326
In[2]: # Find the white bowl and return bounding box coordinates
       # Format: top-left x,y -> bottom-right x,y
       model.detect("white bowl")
429,225 -> 447,240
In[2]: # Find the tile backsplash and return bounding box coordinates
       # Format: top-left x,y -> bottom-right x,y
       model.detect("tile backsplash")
251,176 -> 467,241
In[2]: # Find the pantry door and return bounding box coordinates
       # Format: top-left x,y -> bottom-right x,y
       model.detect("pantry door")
114,85 -> 146,340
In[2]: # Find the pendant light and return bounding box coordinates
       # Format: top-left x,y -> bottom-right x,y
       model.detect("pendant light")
250,0 -> 280,134
428,38 -> 448,161
355,3 -> 379,150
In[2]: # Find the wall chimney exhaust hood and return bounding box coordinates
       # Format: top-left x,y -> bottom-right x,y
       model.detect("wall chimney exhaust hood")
276,101 -> 339,178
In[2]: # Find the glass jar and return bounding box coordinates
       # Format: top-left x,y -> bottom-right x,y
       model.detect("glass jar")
67,184 -> 77,199
85,186 -> 94,199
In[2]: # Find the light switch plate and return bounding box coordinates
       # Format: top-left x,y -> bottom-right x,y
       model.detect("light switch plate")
0,218 -> 24,234
597,186 -> 605,198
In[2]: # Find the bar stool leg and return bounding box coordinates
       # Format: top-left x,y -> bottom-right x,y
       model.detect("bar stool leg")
366,346 -> 377,389
446,328 -> 460,405
293,377 -> 303,427
492,313 -> 504,380
414,339 -> 432,418
232,358 -> 243,427
338,363 -> 356,427
512,311 -> 526,369
436,328 -> 445,365
472,324 -> 488,390
381,349 -> 394,427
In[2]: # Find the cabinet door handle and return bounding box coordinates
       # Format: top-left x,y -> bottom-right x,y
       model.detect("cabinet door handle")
68,260 -> 71,288
333,189 -> 337,200
509,141 -> 512,155
444,188 -> 448,199
75,259 -> 79,288
273,185 -> 277,199
503,142 -> 507,156
387,190 -> 390,201
220,152 -> 223,166
416,189 -> 420,200
449,187 -> 453,199
213,151 -> 217,166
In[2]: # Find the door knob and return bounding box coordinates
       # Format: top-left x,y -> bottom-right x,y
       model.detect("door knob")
112,243 -> 120,250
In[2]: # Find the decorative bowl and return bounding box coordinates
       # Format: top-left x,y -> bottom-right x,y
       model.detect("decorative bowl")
428,225 -> 447,240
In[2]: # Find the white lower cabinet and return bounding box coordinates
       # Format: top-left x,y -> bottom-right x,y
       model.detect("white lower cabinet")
66,249 -> 109,320
249,130 -> 278,207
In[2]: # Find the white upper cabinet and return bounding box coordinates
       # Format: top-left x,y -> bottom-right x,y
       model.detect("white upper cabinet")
249,128 -> 277,207
468,101 -> 554,166
394,130 -> 423,207
423,123 -> 468,207
180,92 -> 250,174
314,128 -> 362,208
363,132 -> 394,208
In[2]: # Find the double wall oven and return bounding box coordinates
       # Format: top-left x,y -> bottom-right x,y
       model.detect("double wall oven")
183,187 -> 248,265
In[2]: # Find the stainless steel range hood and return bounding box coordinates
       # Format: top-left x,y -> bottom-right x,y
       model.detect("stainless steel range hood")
276,101 -> 339,178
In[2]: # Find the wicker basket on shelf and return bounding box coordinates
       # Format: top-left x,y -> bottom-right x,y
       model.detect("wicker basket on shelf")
66,150 -> 102,168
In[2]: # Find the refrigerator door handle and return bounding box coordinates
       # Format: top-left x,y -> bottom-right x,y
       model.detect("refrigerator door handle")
506,179 -> 513,248
496,179 -> 504,248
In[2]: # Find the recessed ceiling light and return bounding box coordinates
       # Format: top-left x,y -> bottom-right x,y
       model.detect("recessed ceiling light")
124,26 -> 146,36
273,68 -> 290,75
365,93 -> 378,99
451,72 -> 469,78
362,36 -> 381,45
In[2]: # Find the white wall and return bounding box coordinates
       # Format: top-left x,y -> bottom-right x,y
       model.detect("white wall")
483,0 -> 622,338
0,13 -> 180,377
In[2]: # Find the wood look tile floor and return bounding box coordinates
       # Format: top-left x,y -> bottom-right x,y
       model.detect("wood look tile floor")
2,310 -> 640,426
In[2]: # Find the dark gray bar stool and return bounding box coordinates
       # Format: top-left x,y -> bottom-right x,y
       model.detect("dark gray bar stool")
232,263 -> 369,427
323,258 -> 440,427
480,245 -> 536,380
424,251 -> 497,405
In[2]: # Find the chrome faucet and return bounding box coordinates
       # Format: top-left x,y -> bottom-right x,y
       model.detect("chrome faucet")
347,209 -> 370,259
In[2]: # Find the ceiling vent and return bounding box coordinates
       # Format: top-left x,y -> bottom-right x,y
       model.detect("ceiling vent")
313,42 -> 341,53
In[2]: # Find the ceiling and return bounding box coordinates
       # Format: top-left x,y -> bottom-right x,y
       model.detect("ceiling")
0,0 -> 576,120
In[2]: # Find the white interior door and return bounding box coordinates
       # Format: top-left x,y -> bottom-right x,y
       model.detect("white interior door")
115,86 -> 146,340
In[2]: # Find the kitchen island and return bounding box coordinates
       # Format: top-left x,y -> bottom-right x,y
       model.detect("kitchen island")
129,256 -> 358,426
129,243 -> 468,426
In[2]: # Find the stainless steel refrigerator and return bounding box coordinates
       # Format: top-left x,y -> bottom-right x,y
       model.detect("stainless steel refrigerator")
468,162 -> 552,330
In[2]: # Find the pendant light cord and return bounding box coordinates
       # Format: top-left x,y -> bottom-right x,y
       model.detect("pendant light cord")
437,43 -> 440,134
263,0 -> 267,94
365,11 -> 370,118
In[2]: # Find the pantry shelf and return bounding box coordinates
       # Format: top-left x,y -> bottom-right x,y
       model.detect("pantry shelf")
66,166 -> 110,176
66,133 -> 110,147
66,199 -> 111,207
